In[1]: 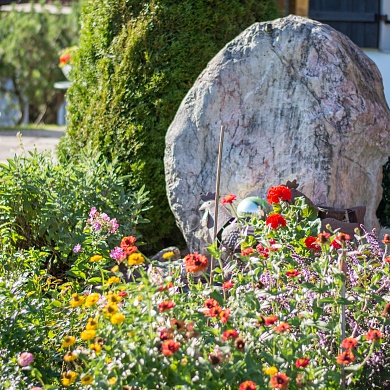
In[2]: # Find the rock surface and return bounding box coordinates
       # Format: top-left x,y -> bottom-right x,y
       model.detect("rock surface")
164,15 -> 390,253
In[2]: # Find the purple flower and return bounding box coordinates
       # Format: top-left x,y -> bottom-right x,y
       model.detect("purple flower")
18,352 -> 34,367
110,247 -> 126,262
92,222 -> 101,231
73,244 -> 82,253
110,218 -> 119,233
100,213 -> 110,222
89,207 -> 97,219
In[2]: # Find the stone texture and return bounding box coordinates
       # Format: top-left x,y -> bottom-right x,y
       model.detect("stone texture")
164,15 -> 390,253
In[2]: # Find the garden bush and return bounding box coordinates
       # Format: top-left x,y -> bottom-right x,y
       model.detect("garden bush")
0,147 -> 149,277
58,0 -> 281,252
3,184 -> 390,389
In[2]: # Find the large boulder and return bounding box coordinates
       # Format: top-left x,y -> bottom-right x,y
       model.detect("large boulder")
164,15 -> 390,253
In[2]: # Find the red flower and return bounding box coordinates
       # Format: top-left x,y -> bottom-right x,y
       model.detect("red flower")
385,256 -> 390,263
158,300 -> 175,312
239,381 -> 257,390
222,329 -> 238,340
266,214 -> 286,229
221,194 -> 237,204
256,244 -> 269,258
341,337 -> 358,350
117,290 -> 127,297
158,327 -> 173,341
330,239 -> 341,249
383,234 -> 390,244
219,308 -> 231,323
305,236 -> 320,251
241,247 -> 254,256
366,329 -> 383,342
184,252 -> 208,273
274,322 -> 290,333
295,357 -> 310,368
270,372 -> 290,389
265,315 -> 278,325
222,280 -> 234,290
337,350 -> 355,365
204,299 -> 222,317
161,339 -> 180,356
120,235 -> 138,255
267,186 -> 292,204
59,53 -> 71,64
286,270 -> 300,278
331,232 -> 351,249
170,318 -> 185,332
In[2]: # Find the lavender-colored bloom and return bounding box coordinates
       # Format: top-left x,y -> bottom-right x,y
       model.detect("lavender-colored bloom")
110,218 -> 119,233
110,246 -> 125,261
18,352 -> 34,367
89,207 -> 97,219
73,243 -> 82,253
92,222 -> 101,231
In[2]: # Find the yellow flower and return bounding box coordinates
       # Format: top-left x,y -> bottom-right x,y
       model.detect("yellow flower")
85,293 -> 100,307
86,317 -> 99,330
90,254 -> 103,262
110,312 -> 125,325
69,293 -> 85,307
81,374 -> 94,385
162,251 -> 175,259
89,343 -> 102,354
107,293 -> 122,304
263,366 -> 278,376
111,265 -> 119,272
80,330 -> 96,341
128,253 -> 144,266
103,303 -> 119,317
64,351 -> 78,362
61,370 -> 77,386
108,377 -> 117,385
107,276 -> 120,285
62,335 -> 76,348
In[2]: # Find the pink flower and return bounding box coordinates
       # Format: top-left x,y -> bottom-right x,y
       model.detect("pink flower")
18,352 -> 34,367
72,244 -> 82,253
110,247 -> 126,262
110,218 -> 119,233
89,207 -> 97,218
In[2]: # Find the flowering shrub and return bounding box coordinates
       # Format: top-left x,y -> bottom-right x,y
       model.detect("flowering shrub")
2,185 -> 390,389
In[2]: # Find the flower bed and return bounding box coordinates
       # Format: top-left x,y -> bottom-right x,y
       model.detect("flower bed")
2,184 -> 390,389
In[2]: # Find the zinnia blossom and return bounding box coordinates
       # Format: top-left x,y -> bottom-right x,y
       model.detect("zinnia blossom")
86,318 -> 99,330
366,329 -> 383,342
128,252 -> 144,266
295,357 -> 310,368
239,380 -> 257,390
80,330 -> 96,341
81,375 -> 94,385
341,337 -> 358,350
64,351 -> 77,362
382,234 -> 390,244
69,293 -> 85,307
110,312 -> 125,325
184,252 -> 208,273
267,185 -> 292,204
158,300 -> 175,312
222,280 -> 234,290
221,194 -> 237,204
305,236 -> 320,251
266,214 -> 287,229
85,293 -> 100,307
89,254 -> 103,262
270,372 -> 290,389
61,371 -> 77,386
286,270 -> 300,278
62,335 -> 76,348
120,236 -> 137,254
263,366 -> 278,376
17,352 -> 34,367
161,339 -> 180,356
222,329 -> 238,340
337,350 -> 355,365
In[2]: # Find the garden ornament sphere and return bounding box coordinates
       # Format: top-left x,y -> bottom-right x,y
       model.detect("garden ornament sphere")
237,197 -> 270,219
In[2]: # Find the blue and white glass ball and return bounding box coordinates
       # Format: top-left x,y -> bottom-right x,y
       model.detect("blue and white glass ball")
236,196 -> 270,219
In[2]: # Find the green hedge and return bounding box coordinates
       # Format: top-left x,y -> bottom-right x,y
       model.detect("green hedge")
59,0 -> 280,253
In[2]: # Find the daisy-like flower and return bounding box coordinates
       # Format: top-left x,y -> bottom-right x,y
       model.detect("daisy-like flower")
162,251 -> 175,260
270,372 -> 290,389
221,194 -> 236,204
286,270 -> 300,278
110,312 -> 125,325
241,247 -> 254,256
317,231 -> 331,245
263,366 -> 278,376
89,343 -> 102,354
89,254 -> 103,262
61,371 -> 77,386
85,293 -> 100,307
366,329 -> 383,342
274,322 -> 290,333
64,351 -> 78,362
239,381 -> 257,390
341,337 -> 358,350
219,308 -> 231,323
266,214 -> 286,229
265,315 -> 278,325
295,357 -> 310,368
184,252 -> 208,273
267,185 -> 292,204
81,374 -> 94,386
128,253 -> 144,266
222,329 -> 238,340
80,330 -> 96,341
161,339 -> 180,356
382,302 -> 390,318
120,236 -> 137,254
106,293 -> 122,304
337,350 -> 355,365
234,337 -> 246,351
69,293 -> 85,308
222,280 -> 234,290
158,300 -> 175,312
107,276 -> 120,285
103,303 -> 119,317
170,318 -> 185,332
62,335 -> 76,348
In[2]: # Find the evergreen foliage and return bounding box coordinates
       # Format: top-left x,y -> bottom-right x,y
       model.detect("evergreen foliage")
59,0 -> 280,252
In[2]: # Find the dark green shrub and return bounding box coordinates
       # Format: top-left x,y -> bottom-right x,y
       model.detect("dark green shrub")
58,0 -> 280,252
0,147 -> 149,275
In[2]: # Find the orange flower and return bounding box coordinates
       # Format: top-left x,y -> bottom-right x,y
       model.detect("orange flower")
239,380 -> 257,390
120,236 -> 137,255
270,372 -> 290,389
267,186 -> 292,204
286,270 -> 300,278
317,231 -> 331,245
337,350 -> 355,365
265,315 -> 278,325
274,322 -> 290,333
222,329 -> 238,340
295,357 -> 310,368
222,280 -> 234,290
158,300 -> 175,312
219,308 -> 231,323
366,329 -> 383,342
161,339 -> 180,356
383,234 -> 390,244
241,247 -> 254,256
341,337 -> 358,350
266,214 -> 286,229
184,252 -> 208,273
221,194 -> 236,204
